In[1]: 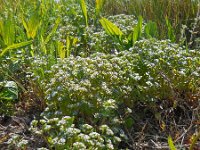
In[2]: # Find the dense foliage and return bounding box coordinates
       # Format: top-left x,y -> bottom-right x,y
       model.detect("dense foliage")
29,39 -> 200,149
0,0 -> 199,149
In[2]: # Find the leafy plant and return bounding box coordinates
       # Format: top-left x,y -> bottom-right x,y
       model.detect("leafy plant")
30,39 -> 200,148
0,1 -> 199,149
0,81 -> 18,115
144,20 -> 158,38
0,14 -> 33,58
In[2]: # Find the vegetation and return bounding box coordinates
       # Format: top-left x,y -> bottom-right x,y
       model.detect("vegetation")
0,0 -> 199,149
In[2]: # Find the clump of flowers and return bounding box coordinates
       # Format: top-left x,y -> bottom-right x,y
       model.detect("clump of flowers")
30,116 -> 121,149
6,134 -> 29,149
31,39 -> 200,148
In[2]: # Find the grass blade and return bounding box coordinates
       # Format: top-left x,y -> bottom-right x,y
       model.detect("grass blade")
168,136 -> 177,150
189,131 -> 200,150
41,17 -> 61,54
165,16 -> 176,42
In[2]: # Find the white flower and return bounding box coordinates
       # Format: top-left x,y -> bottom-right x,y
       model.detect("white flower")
73,142 -> 86,149
17,139 -> 29,148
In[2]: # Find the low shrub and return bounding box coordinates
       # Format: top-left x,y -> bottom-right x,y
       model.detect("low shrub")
31,39 -> 200,148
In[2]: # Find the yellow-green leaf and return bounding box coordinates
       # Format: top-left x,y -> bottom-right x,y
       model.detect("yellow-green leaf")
168,136 -> 177,150
0,17 -> 15,46
66,36 -> 70,57
95,0 -> 104,17
189,131 -> 200,150
44,17 -> 61,44
133,15 -> 143,44
41,17 -> 61,54
0,40 -> 33,57
80,0 -> 88,27
100,17 -> 123,37
57,41 -> 65,59
22,11 -> 41,39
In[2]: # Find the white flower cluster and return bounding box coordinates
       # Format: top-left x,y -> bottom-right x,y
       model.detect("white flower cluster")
31,39 -> 200,121
30,116 -> 121,149
30,39 -> 200,149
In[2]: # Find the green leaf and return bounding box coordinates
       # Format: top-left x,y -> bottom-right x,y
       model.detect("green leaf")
0,81 -> 18,101
125,117 -> 134,128
80,0 -> 88,27
66,36 -> 71,58
0,16 -> 15,46
168,136 -> 177,150
144,21 -> 158,38
100,17 -> 123,37
57,41 -> 65,59
95,0 -> 104,17
41,17 -> 61,54
132,15 -> 143,45
189,132 -> 200,150
0,40 -> 32,57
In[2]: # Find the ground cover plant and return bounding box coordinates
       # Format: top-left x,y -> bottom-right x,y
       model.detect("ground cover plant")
0,0 -> 199,149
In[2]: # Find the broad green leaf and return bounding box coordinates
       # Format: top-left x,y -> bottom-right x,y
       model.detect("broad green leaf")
4,18 -> 15,46
168,136 -> 177,150
0,40 -> 33,57
133,15 -> 143,45
0,17 -> 15,46
80,0 -> 88,27
100,17 -> 123,37
0,81 -> 18,101
144,21 -> 158,38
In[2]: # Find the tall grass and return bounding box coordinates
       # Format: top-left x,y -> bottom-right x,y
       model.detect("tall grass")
101,0 -> 199,42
